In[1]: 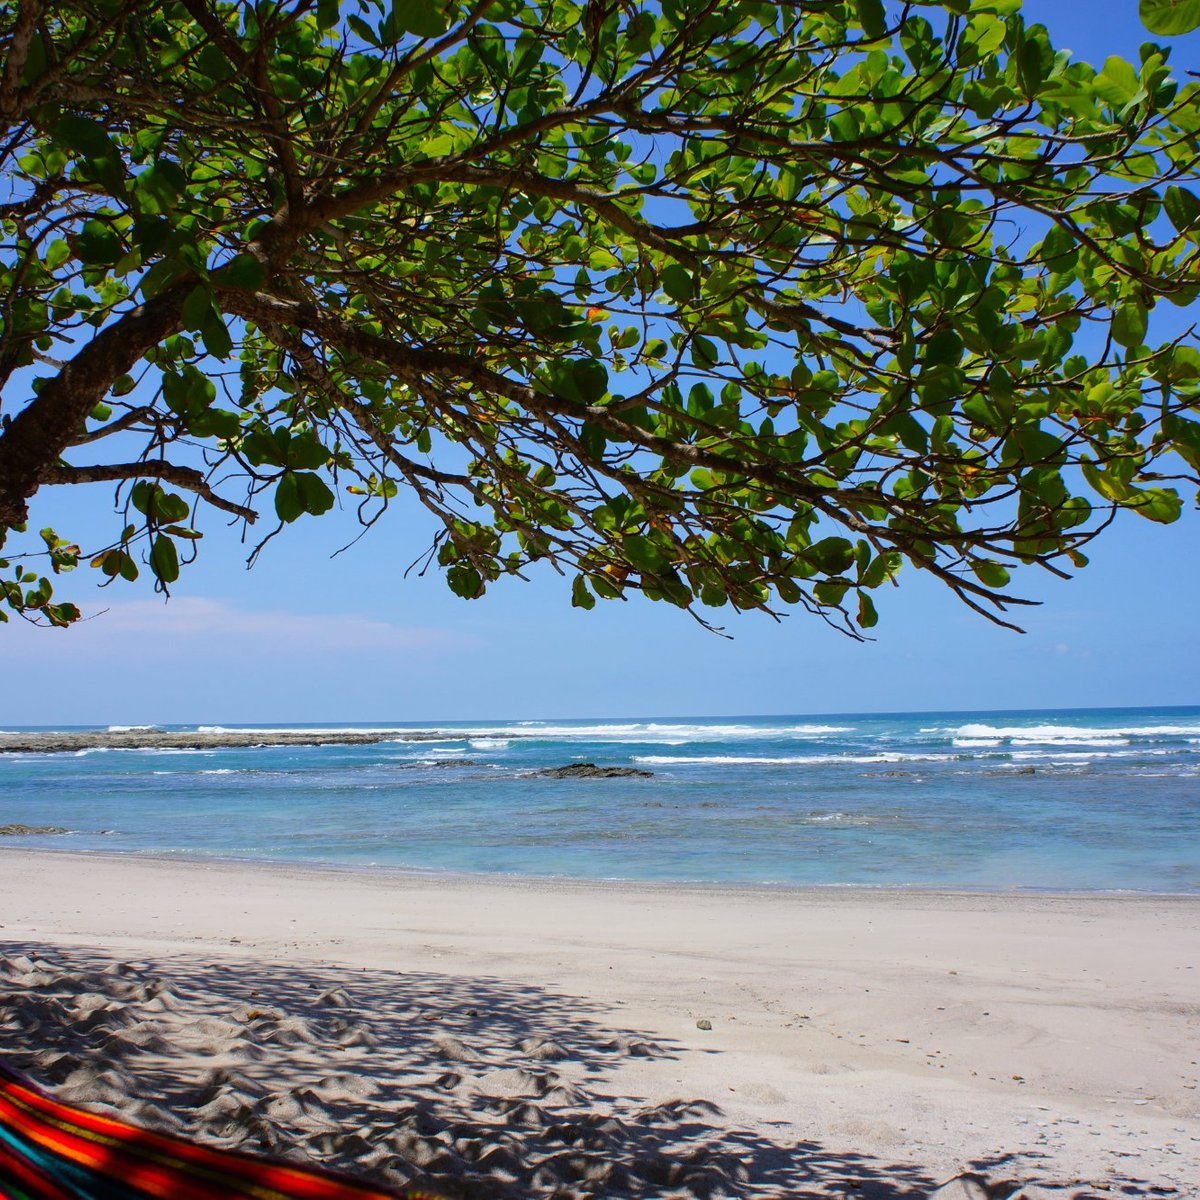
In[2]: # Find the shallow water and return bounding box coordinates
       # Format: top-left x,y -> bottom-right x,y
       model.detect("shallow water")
2,706 -> 1198,891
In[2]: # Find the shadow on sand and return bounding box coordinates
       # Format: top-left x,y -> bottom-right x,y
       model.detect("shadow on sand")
0,941 -> 1049,1198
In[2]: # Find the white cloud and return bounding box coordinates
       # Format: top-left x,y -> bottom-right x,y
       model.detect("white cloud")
3,596 -> 472,657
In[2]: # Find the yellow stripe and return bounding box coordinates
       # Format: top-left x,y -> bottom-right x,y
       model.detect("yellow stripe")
1,1085 -> 296,1200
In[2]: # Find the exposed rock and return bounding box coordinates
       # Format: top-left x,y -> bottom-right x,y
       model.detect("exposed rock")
695,1019 -> 713,1031
0,824 -> 69,836
527,763 -> 652,779
0,729 -> 477,755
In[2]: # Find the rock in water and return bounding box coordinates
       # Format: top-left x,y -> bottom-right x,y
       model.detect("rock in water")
0,824 -> 69,836
528,763 -> 653,779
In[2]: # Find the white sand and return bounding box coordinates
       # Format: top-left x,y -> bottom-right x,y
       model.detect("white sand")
1,849 -> 1197,1198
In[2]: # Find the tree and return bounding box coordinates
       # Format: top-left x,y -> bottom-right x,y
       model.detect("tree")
1,0 -> 1198,635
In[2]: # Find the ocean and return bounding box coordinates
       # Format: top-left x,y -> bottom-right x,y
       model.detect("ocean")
1,706 -> 1197,892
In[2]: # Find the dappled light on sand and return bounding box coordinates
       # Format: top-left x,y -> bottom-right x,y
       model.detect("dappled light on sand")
1,946 -> 1031,1199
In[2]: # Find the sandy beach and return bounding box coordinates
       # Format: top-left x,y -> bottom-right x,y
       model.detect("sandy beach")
0,850 -> 1197,1198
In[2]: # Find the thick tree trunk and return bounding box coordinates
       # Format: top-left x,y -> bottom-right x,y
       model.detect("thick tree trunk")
0,291 -> 184,527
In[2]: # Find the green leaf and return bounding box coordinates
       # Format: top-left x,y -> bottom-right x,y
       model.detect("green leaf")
54,116 -> 117,161
1139,0 -> 1200,35
201,310 -> 233,359
1094,56 -> 1140,107
45,240 -> 70,270
149,534 -> 179,584
130,481 -> 153,516
1129,487 -> 1182,522
971,560 -> 1011,588
1112,302 -> 1148,349
692,335 -> 719,367
661,264 -> 693,302
182,285 -> 213,331
139,258 -> 187,299
221,253 -> 266,290
1163,186 -> 1200,235
571,575 -> 596,610
296,472 -> 335,516
571,359 -> 608,404
814,580 -> 848,606
807,537 -> 855,574
855,0 -> 887,39
55,115 -> 124,191
76,219 -> 121,265
446,564 -> 484,598
285,431 -> 330,470
856,591 -> 878,629
275,473 -> 304,523
622,534 -> 668,574
391,0 -> 449,39
155,492 -> 191,523
924,329 -> 963,368
189,408 -> 241,439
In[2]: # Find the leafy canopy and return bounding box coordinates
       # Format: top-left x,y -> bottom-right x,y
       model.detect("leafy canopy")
1,0 -> 1198,634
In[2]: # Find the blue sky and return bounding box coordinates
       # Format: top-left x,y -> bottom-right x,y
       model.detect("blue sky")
2,0 -> 1198,726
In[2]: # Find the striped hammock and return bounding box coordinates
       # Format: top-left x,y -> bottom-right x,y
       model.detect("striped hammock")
0,1061 -> 442,1200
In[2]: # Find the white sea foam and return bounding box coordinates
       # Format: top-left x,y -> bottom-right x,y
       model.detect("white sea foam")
70,746 -> 217,758
181,720 -> 855,743
1018,738 -> 1128,748
634,752 -> 954,767
952,722 -> 1200,744
153,747 -> 217,755
106,724 -> 160,732
194,724 -> 417,735
458,721 -> 852,742
469,738 -> 510,750
1008,748 -> 1174,763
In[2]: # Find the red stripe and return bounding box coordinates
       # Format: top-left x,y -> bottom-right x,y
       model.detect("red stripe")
0,1070 -> 418,1199
0,1087 -> 274,1200
0,1129 -> 79,1200
0,1096 -> 224,1200
3,1076 -> 394,1196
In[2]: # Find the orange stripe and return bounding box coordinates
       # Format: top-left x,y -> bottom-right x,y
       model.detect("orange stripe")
1,1073 -> 414,1199
0,1130 -> 79,1200
2,1076 -> 395,1197
0,1088 -> 279,1200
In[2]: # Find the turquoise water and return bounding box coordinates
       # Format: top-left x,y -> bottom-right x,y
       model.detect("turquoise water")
1,707 -> 1198,891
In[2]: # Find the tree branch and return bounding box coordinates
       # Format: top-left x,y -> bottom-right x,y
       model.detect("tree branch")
0,0 -> 45,122
0,288 -> 186,526
44,460 -> 258,522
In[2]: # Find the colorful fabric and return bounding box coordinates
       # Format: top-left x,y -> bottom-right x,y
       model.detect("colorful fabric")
0,1061 -> 441,1200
